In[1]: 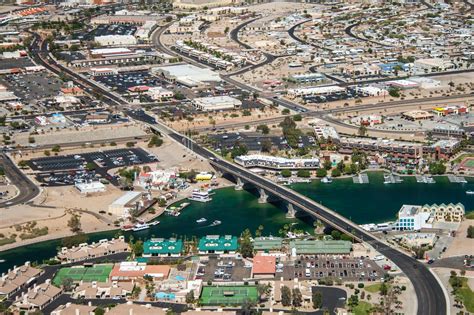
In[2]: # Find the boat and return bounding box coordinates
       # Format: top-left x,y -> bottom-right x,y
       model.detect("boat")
150,221 -> 160,226
196,218 -> 207,223
383,174 -> 391,184
0,259 -> 5,263
321,176 -> 332,184
132,222 -> 151,232
121,224 -> 134,231
466,190 -> 474,195
210,220 -> 221,226
188,189 -> 212,202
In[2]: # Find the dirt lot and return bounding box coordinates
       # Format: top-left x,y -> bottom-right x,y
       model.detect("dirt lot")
444,219 -> 474,258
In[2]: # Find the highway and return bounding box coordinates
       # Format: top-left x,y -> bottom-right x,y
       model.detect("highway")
0,154 -> 40,208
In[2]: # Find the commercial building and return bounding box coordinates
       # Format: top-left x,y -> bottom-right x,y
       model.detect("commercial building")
109,262 -> 170,282
143,238 -> 183,257
0,262 -> 43,299
146,87 -> 174,101
287,85 -> 345,98
251,254 -> 276,278
291,73 -> 326,83
108,191 -> 143,217
193,96 -> 242,111
198,235 -> 238,254
395,205 -> 433,231
235,154 -> 319,169
95,35 -> 137,47
152,64 -> 221,87
289,240 -> 352,256
402,110 -> 434,121
75,181 -> 106,194
432,105 -> 469,117
172,0 -> 237,9
51,303 -> 97,315
253,236 -> 283,253
414,58 -> 454,73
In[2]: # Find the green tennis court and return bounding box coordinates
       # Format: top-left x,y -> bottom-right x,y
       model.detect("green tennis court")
200,285 -> 258,306
53,264 -> 113,286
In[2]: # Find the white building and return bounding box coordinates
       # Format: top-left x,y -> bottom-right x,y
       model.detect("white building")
395,205 -> 433,231
146,87 -> 174,101
235,154 -> 319,169
94,35 -> 137,47
152,64 -> 221,87
193,96 -> 241,111
414,58 -> 454,73
287,86 -> 345,98
108,191 -> 143,217
75,181 -> 106,194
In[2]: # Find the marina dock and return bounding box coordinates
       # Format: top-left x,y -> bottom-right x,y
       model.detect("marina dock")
353,173 -> 369,184
383,173 -> 403,184
415,175 -> 436,184
447,174 -> 468,183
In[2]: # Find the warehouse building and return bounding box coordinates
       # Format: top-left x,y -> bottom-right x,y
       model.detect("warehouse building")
253,237 -> 283,253
94,35 -> 137,47
289,240 -> 352,256
108,191 -> 143,217
152,64 -> 221,87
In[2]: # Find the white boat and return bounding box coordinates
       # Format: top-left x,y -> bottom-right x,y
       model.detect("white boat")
188,189 -> 212,202
0,259 -> 5,263
132,222 -> 150,232
466,190 -> 474,195
210,220 -> 221,226
196,218 -> 207,223
321,176 -> 332,184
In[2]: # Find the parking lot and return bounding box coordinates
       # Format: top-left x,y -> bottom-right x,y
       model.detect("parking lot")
303,88 -> 367,104
93,71 -> 168,94
209,132 -> 316,151
29,148 -> 158,186
84,24 -> 137,40
196,256 -> 251,282
0,72 -> 62,102
280,255 -> 385,282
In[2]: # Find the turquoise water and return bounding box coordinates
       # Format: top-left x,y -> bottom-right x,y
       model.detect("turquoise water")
0,173 -> 472,273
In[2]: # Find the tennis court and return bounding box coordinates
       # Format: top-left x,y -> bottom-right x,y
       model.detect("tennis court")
53,264 -> 113,286
200,285 -> 258,306
460,157 -> 474,170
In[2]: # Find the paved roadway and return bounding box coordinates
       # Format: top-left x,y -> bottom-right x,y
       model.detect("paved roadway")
0,153 -> 40,208
31,21 -> 447,315
149,124 -> 445,315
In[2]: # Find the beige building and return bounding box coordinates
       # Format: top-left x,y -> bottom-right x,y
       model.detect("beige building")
173,0 -> 240,9
420,203 -> 465,222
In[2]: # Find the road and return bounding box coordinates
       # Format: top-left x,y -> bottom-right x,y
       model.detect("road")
158,127 -> 446,315
31,19 -> 447,315
0,153 -> 40,208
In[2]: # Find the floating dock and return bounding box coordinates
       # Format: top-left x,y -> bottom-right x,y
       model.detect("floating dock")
353,173 -> 369,184
447,174 -> 467,183
415,175 -> 436,184
383,173 -> 403,184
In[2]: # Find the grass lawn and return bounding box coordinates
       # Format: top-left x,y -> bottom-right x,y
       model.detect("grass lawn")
458,278 -> 474,312
364,283 -> 382,293
465,211 -> 474,220
353,301 -> 373,315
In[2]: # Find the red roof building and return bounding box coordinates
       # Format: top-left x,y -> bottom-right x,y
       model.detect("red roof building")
251,254 -> 276,278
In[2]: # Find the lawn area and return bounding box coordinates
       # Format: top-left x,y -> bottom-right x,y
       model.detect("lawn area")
458,278 -> 474,312
53,264 -> 113,286
465,211 -> 474,220
364,283 -> 382,293
353,301 -> 373,315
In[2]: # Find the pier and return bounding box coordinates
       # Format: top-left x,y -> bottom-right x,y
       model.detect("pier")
353,173 -> 369,184
383,173 -> 403,184
415,175 -> 436,184
447,174 -> 467,183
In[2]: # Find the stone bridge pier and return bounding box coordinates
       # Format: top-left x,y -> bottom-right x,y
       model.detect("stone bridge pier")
286,203 -> 296,218
235,177 -> 244,190
258,188 -> 268,203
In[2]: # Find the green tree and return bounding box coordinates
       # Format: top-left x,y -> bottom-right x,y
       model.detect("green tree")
261,138 -> 273,152
312,291 -> 323,309
281,285 -> 292,306
94,307 -> 105,315
293,114 -> 302,121
231,143 -> 248,159
467,225 -> 474,238
297,169 -> 310,178
347,294 -> 359,310
281,169 -> 292,178
331,169 -> 341,177
52,145 -> 61,153
282,108 -> 290,115
239,229 -> 254,258
429,161 -> 446,175
331,230 -> 341,240
323,159 -> 332,170
67,214 -> 82,234
85,162 -> 96,171
316,168 -> 327,177
185,290 -> 195,304
18,160 -> 29,169
292,288 -> 303,307
148,135 -> 163,147
132,240 -> 144,257
256,124 -> 270,134
61,277 -> 74,291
